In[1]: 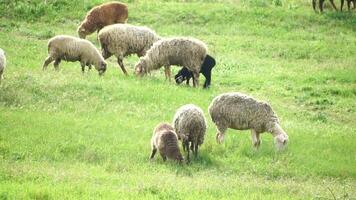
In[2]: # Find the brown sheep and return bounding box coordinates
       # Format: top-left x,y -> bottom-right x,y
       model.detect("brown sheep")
77,2 -> 128,39
150,123 -> 184,163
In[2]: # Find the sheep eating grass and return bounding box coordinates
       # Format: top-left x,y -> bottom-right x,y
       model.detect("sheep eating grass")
150,123 -> 183,163
208,92 -> 289,150
98,24 -> 160,75
42,35 -> 107,75
77,2 -> 128,39
173,104 -> 207,162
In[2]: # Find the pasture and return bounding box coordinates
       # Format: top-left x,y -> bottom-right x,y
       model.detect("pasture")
0,0 -> 355,199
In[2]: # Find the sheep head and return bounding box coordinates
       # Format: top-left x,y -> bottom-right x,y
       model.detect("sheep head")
134,59 -> 147,76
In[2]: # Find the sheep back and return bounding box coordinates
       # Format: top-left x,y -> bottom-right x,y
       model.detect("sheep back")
47,35 -> 105,70
78,2 -> 128,38
208,92 -> 279,133
173,104 -> 207,146
136,37 -> 207,74
152,123 -> 182,161
98,24 -> 160,59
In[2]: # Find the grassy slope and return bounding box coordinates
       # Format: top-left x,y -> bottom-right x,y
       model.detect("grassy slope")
0,0 -> 355,199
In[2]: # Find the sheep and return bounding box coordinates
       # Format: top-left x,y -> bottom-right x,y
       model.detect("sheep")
98,24 -> 161,75
312,0 -> 338,12
0,48 -> 6,83
208,92 -> 289,150
77,2 -> 128,39
135,37 -> 210,88
42,35 -> 107,75
341,0 -> 355,10
150,122 -> 184,163
174,54 -> 216,89
172,104 -> 207,162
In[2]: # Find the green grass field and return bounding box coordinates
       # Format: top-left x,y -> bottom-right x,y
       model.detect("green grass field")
0,0 -> 355,199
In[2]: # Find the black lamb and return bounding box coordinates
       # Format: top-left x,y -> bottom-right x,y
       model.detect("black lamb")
174,54 -> 216,89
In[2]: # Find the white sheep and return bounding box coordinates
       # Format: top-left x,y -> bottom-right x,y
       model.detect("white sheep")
98,24 -> 161,75
42,35 -> 107,75
173,104 -> 207,161
208,92 -> 289,150
0,48 -> 6,83
135,37 -> 208,87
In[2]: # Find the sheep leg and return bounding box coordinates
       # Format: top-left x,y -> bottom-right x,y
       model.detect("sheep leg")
42,56 -> 54,70
192,71 -> 200,88
184,140 -> 190,162
53,59 -> 61,71
347,0 -> 351,10
160,152 -> 167,161
251,129 -> 261,149
80,62 -> 86,74
341,0 -> 345,10
319,0 -> 324,12
163,66 -> 171,82
150,148 -> 157,159
186,77 -> 190,85
117,58 -> 128,75
329,0 -> 338,10
194,142 -> 198,158
312,0 -> 317,11
202,69 -> 211,89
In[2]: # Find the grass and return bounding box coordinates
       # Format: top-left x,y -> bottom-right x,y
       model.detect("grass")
0,0 -> 355,199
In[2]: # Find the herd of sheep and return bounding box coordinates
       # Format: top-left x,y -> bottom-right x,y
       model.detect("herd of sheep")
0,1 -> 292,164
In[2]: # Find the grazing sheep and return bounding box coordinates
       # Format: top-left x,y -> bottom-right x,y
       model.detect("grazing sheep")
150,122 -> 184,163
341,0 -> 355,10
98,24 -> 160,75
135,37 -> 209,87
0,48 -> 6,83
173,104 -> 207,161
42,35 -> 107,75
208,92 -> 289,150
312,0 -> 338,12
77,2 -> 128,39
174,54 -> 216,89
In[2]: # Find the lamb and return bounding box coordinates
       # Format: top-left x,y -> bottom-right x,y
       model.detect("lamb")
98,24 -> 161,75
42,35 -> 107,75
172,104 -> 207,162
77,2 -> 128,39
135,37 -> 210,88
208,92 -> 289,150
150,122 -> 184,163
0,48 -> 6,83
174,54 -> 216,89
312,0 -> 338,12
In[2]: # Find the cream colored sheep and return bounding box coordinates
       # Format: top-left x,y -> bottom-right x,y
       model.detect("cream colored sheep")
173,104 -> 207,161
98,24 -> 160,75
77,2 -> 128,39
42,35 -> 107,75
208,92 -> 289,150
135,37 -> 208,87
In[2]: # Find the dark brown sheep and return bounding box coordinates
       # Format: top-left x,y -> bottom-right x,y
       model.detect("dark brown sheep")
77,2 -> 128,39
150,123 -> 183,163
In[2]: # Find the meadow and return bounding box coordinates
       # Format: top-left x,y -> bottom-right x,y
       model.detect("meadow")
0,0 -> 355,199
